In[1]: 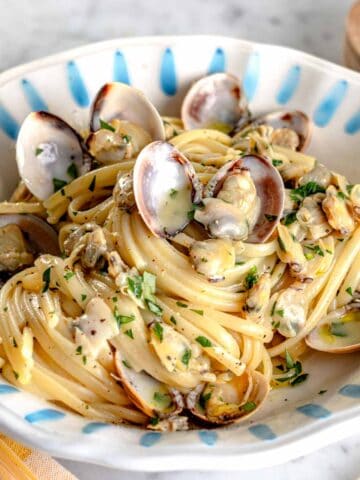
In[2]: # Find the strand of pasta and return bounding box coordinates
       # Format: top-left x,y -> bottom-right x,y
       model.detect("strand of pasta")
336,250 -> 360,307
44,162 -> 133,223
268,226 -> 360,356
0,201 -> 45,215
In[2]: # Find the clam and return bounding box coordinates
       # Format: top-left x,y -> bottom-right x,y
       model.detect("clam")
0,214 -> 60,258
306,303 -> 360,353
181,73 -> 249,131
242,110 -> 312,152
89,82 -> 165,140
133,141 -> 203,237
114,350 -> 184,418
16,112 -> 87,200
196,155 -> 284,243
186,370 -> 269,426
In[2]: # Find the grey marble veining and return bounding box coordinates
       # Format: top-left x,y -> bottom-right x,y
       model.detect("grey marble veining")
1,0 -> 359,478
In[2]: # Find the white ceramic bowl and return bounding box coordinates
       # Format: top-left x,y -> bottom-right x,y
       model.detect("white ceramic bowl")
0,36 -> 360,472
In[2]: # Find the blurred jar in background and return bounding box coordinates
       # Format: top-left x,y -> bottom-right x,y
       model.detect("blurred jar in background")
345,0 -> 360,70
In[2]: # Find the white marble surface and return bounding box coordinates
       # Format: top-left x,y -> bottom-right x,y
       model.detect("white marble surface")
1,0 -> 360,478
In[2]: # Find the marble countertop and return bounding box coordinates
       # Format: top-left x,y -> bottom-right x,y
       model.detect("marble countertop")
1,0 -> 359,478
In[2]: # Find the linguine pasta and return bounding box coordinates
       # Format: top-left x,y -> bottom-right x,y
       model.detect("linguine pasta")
0,77 -> 359,431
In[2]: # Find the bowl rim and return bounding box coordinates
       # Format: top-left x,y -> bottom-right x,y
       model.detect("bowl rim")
1,35 -> 360,88
0,35 -> 360,471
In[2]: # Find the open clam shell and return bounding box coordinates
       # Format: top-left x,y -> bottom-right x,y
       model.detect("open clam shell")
306,303 -> 360,353
186,370 -> 269,427
89,82 -> 165,140
16,111 -> 86,200
181,73 -> 249,131
133,141 -> 203,238
0,214 -> 60,256
204,155 -> 284,243
245,110 -> 312,152
114,350 -> 183,418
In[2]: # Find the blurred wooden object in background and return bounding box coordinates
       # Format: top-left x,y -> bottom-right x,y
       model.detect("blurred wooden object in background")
345,0 -> 360,70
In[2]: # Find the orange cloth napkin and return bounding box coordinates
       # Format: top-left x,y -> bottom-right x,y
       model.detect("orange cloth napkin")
0,434 -> 78,480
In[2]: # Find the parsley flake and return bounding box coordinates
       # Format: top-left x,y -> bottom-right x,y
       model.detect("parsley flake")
272,159 -> 283,167
99,119 -> 116,132
124,329 -> 134,339
67,162 -> 78,179
176,301 -> 188,308
88,176 -> 96,192
42,267 -> 51,292
64,271 -> 75,281
196,336 -> 212,347
152,322 -> 164,342
181,348 -> 192,367
244,266 -> 258,290
53,178 -> 67,192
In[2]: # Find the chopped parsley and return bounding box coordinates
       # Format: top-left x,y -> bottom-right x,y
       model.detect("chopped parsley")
181,348 -> 192,367
13,371 -> 19,380
124,329 -> 134,339
290,373 -> 308,386
35,147 -> 43,156
305,252 -> 315,261
12,338 -> 18,348
176,301 -> 188,308
82,355 -> 87,365
290,182 -> 325,202
75,345 -> 82,355
278,236 -> 286,252
345,286 -> 353,296
346,184 -> 354,194
275,350 -> 308,387
242,401 -> 257,412
170,315 -> 177,325
330,322 -> 347,337
114,307 -> 135,327
127,276 -> 143,299
169,188 -> 178,198
146,299 -> 163,316
42,267 -> 51,292
318,390 -> 327,395
337,191 -> 347,200
271,301 -> 277,317
122,134 -> 131,143
187,202 -> 204,221
305,244 -> 324,257
196,336 -> 212,348
272,159 -> 283,167
88,175 -> 96,192
67,162 -> 78,180
236,261 -> 245,266
64,271 -> 75,281
244,266 -> 259,290
53,178 -> 67,192
99,119 -> 116,132
283,211 -> 297,226
265,214 -> 278,222
122,359 -> 131,369
149,416 -> 159,426
152,322 -> 164,342
81,294 -> 87,302
153,391 -> 171,408
275,308 -> 284,317
199,391 -> 211,410
190,309 -> 204,316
